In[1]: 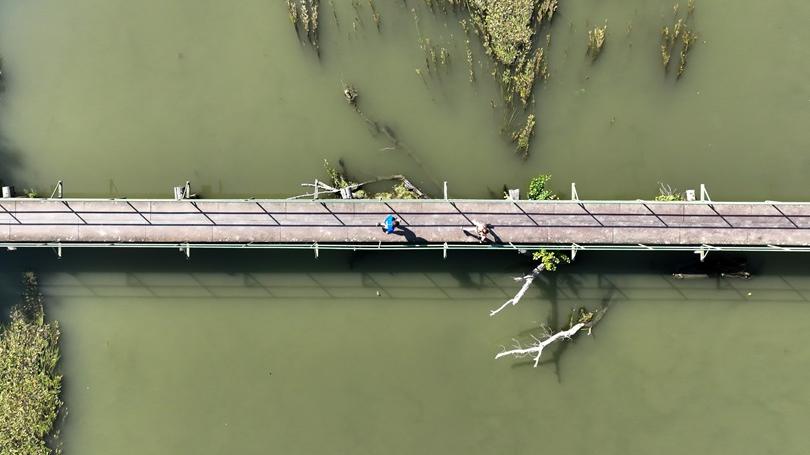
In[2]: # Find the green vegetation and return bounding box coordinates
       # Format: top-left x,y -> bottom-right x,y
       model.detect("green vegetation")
0,272 -> 62,455
532,249 -> 570,271
464,0 -> 558,155
660,1 -> 697,78
322,160 -> 422,199
286,0 -> 321,50
527,173 -> 556,200
512,114 -> 536,158
467,0 -> 537,66
587,22 -> 607,60
654,182 -> 684,201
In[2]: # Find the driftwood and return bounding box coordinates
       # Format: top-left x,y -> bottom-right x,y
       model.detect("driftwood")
489,263 -> 544,316
495,323 -> 585,368
495,306 -> 609,368
288,174 -> 429,200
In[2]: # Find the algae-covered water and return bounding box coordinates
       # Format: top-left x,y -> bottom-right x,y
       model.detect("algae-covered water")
1,0 -> 810,453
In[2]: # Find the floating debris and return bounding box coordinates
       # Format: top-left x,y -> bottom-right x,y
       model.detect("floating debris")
343,83 -> 359,107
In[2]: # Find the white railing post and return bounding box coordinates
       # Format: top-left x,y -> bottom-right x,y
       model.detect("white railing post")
700,184 -> 711,202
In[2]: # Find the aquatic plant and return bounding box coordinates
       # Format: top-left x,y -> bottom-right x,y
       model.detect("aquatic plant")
300,0 -> 310,33
310,0 -> 320,45
512,114 -> 536,158
286,0 -> 320,50
367,0 -> 381,31
0,272 -> 62,455
587,22 -> 607,60
373,182 -> 419,200
460,0 -> 559,155
677,28 -> 697,77
439,47 -> 449,67
286,0 -> 298,24
465,40 -> 475,82
537,0 -> 558,22
527,173 -> 556,200
654,182 -> 684,201
467,0 -> 537,65
660,2 -> 697,78
513,47 -> 546,104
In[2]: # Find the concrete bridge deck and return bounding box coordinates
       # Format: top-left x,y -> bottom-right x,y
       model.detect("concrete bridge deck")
1,198 -> 810,252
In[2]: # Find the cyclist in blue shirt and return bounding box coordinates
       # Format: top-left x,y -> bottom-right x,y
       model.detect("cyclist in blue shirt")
377,214 -> 400,234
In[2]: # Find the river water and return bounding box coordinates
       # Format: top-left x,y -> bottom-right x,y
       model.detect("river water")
1,0 -> 810,453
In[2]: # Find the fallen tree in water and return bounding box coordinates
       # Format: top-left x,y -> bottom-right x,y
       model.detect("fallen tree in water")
0,272 -> 63,455
489,249 -> 567,316
490,250 -> 610,368
496,307 -> 607,367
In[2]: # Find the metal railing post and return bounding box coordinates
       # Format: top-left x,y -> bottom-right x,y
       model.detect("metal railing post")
700,184 -> 711,202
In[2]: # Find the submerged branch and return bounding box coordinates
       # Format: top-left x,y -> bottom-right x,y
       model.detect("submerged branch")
495,322 -> 586,367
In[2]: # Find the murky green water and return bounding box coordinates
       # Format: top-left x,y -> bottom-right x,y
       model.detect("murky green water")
1,0 -> 810,453
2,0 -> 810,199
0,251 -> 805,454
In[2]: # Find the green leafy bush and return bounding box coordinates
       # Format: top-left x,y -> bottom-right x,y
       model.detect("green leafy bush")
527,174 -> 556,200
532,249 -> 570,271
0,273 -> 62,455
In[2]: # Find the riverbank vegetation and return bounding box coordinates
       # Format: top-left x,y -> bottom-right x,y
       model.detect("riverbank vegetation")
0,272 -> 63,455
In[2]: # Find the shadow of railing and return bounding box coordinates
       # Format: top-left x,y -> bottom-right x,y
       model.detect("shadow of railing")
0,249 -> 802,305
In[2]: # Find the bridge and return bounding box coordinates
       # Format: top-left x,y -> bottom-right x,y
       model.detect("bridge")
1,197 -> 810,256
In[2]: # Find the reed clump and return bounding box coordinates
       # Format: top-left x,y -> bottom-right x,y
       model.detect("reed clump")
0,272 -> 62,455
460,0 -> 558,156
654,182 -> 684,201
513,48 -> 547,104
367,0 -> 381,31
287,0 -> 321,50
660,2 -> 697,78
512,114 -> 536,158
587,22 -> 607,60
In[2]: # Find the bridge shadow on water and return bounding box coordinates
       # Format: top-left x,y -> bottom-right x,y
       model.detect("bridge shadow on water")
0,248 -> 807,306
2,247 -> 810,386
0,81 -> 26,321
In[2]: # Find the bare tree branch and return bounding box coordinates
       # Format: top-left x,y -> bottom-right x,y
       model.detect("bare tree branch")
489,263 -> 545,316
495,322 -> 586,367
